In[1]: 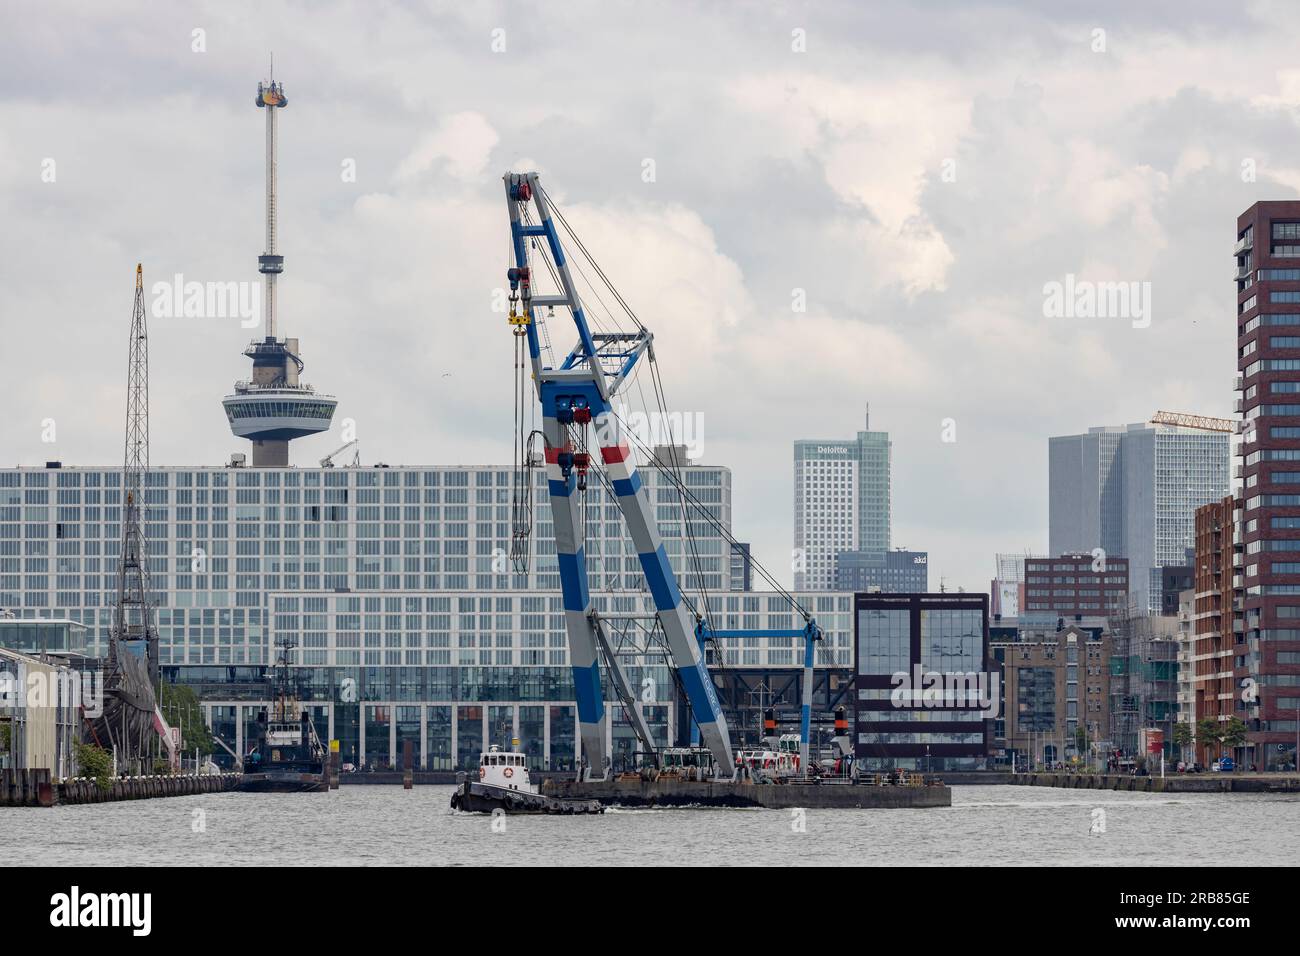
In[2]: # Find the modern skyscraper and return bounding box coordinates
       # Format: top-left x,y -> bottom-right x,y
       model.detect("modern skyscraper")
1234,199 -> 1300,769
794,409 -> 891,591
1049,422 -> 1230,614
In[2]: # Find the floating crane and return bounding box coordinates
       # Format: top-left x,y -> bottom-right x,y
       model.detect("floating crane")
502,172 -> 823,779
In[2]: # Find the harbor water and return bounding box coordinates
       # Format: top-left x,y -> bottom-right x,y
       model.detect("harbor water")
5,785 -> 1298,866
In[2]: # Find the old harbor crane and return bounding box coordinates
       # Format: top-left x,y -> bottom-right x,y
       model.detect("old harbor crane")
502,172 -> 824,780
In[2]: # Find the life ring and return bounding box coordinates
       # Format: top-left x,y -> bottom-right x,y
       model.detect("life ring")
503,767 -> 514,778
478,766 -> 486,779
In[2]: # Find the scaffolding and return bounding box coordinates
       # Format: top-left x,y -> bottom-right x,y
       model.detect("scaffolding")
1108,603 -> 1180,759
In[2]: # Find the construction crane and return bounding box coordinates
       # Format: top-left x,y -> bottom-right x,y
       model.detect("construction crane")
319,438 -> 359,468
502,172 -> 822,780
1149,410 -> 1235,433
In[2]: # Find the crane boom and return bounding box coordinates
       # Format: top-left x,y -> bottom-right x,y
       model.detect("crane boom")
1149,410 -> 1235,432
504,171 -> 734,780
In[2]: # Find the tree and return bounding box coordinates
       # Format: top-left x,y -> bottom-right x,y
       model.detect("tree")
74,742 -> 113,791
1197,717 -> 1224,762
157,682 -> 214,756
1221,717 -> 1249,764
1172,722 -> 1194,764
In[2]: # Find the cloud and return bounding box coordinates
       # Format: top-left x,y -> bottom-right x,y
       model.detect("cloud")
3,0 -> 1299,595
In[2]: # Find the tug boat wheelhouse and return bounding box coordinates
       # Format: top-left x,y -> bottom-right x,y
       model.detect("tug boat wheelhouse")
449,745 -> 603,815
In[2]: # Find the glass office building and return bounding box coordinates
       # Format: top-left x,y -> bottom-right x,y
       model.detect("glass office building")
793,411 -> 892,591
854,592 -> 991,771
0,462 -> 852,770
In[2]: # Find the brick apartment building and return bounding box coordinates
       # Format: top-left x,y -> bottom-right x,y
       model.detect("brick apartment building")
1023,554 -> 1130,620
1236,200 -> 1300,769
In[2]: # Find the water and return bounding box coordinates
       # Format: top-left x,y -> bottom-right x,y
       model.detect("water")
5,785 -> 1299,866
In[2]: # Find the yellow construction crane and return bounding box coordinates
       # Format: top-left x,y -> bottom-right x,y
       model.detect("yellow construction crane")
1149,410 -> 1235,433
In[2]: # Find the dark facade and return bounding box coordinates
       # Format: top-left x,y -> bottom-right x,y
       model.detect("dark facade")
834,549 -> 928,593
853,592 -> 991,771
1236,200 -> 1300,768
1160,564 -> 1194,617
1023,553 -> 1129,619
729,542 -> 752,592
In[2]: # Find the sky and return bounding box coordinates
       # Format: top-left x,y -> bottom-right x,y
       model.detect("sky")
0,0 -> 1295,593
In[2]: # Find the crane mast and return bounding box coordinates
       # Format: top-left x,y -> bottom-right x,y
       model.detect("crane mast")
503,172 -> 735,780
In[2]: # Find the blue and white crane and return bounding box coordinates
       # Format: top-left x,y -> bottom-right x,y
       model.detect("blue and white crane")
502,171 -> 824,780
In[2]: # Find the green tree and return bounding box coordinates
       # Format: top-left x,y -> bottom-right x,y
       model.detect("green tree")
1172,722 -> 1194,764
74,742 -> 113,791
1197,717 -> 1224,762
157,682 -> 214,756
1221,717 -> 1249,765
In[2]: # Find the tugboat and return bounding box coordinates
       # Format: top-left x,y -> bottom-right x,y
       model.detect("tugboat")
237,636 -> 329,793
450,744 -> 603,815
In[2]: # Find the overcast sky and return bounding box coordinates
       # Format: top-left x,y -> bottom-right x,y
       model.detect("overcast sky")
2,1 -> 1295,593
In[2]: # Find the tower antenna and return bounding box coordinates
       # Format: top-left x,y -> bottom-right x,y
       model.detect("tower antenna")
225,64 -> 337,466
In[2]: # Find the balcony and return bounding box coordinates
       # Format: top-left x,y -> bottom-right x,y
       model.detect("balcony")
1235,235 -> 1254,255
1235,375 -> 1245,390
1235,397 -> 1244,413
1236,264 -> 1253,281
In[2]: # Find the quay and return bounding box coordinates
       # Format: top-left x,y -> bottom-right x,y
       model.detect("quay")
0,768 -> 242,807
1004,771 -> 1300,793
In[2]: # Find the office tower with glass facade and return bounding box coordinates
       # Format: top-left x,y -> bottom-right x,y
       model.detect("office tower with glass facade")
1049,423 -> 1230,614
794,411 -> 891,591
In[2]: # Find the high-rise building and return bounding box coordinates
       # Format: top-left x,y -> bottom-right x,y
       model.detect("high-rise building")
833,549 -> 927,593
1049,423 -> 1230,613
793,410 -> 891,591
1234,199 -> 1300,770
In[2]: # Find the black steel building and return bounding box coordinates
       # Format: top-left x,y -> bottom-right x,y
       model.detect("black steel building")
853,592 -> 992,771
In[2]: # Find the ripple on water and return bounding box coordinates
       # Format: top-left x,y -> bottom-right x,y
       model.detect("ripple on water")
4,784 -> 1298,866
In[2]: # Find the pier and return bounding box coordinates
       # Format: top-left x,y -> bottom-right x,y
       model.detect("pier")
0,769 -> 242,807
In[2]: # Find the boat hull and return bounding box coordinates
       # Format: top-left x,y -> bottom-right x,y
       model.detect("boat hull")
449,780 -> 603,815
237,769 -> 329,793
